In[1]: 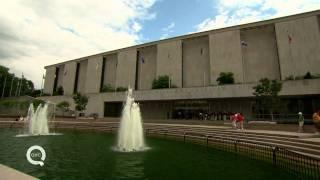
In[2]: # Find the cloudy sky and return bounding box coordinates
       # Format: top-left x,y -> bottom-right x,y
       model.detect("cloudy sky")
1,0 -> 320,88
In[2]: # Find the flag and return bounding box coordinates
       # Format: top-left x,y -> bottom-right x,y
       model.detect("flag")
141,57 -> 145,64
241,40 -> 248,47
288,35 -> 292,44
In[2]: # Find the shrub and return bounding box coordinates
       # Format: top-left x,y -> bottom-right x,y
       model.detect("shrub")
73,93 -> 89,114
303,71 -> 312,79
116,87 -> 128,92
101,84 -> 115,92
152,75 -> 176,89
57,86 -> 64,95
285,75 -> 294,80
304,72 -> 312,79
216,72 -> 234,85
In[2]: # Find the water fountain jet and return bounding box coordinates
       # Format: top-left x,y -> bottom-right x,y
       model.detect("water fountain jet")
115,88 -> 148,152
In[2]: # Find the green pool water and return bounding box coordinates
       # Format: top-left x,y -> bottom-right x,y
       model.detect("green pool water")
0,128 -> 297,180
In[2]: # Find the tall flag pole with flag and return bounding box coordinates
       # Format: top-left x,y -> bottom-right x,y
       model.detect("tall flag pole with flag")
9,76 -> 14,97
40,74 -> 45,96
139,57 -> 145,89
1,75 -> 7,98
18,73 -> 23,96
240,40 -> 248,82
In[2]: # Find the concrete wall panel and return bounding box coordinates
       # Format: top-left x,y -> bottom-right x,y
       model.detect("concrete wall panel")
241,25 -> 280,82
137,46 -> 157,90
157,40 -> 182,87
56,65 -> 64,89
209,30 -> 243,85
77,60 -> 88,94
116,49 -> 137,88
43,66 -> 55,95
103,54 -> 117,87
62,62 -> 76,95
86,56 -> 103,94
275,16 -> 320,79
182,36 -> 210,87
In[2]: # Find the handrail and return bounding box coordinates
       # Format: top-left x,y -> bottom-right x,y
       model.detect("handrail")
146,128 -> 320,179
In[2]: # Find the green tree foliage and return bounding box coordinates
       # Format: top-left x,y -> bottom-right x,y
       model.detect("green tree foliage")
253,78 -> 282,121
0,65 -> 35,97
152,75 -> 172,89
53,86 -> 64,96
101,84 -> 115,92
116,87 -> 128,92
73,93 -> 88,113
216,72 -> 235,85
57,101 -> 70,116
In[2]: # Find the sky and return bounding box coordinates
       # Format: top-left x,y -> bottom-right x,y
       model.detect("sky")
0,0 -> 320,88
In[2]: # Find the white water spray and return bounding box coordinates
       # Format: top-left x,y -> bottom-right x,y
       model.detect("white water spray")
24,103 -> 50,135
116,88 -> 147,152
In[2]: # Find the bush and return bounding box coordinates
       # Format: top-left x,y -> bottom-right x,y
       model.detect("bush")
304,72 -> 312,79
285,75 -> 294,80
116,87 -> 128,92
216,72 -> 234,85
73,93 -> 88,113
101,84 -> 115,92
152,75 -> 176,89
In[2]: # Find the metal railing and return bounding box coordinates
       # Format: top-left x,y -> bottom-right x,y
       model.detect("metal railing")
146,129 -> 320,180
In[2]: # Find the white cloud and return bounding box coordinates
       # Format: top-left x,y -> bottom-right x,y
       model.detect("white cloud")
160,22 -> 175,39
196,0 -> 320,32
0,0 -> 157,88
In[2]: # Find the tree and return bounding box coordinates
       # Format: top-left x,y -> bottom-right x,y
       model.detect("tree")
73,93 -> 88,116
253,78 -> 282,121
0,65 -> 35,97
152,75 -> 170,89
57,101 -> 70,116
216,72 -> 234,85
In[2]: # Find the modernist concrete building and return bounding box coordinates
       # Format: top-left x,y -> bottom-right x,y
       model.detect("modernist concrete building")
42,10 -> 320,120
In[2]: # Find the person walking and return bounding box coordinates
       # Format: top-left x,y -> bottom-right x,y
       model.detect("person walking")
298,112 -> 304,133
231,113 -> 237,129
237,113 -> 245,130
312,110 -> 320,135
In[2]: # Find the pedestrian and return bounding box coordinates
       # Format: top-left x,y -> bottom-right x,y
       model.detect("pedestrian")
298,112 -> 304,133
231,113 -> 237,129
237,113 -> 245,130
312,110 -> 320,135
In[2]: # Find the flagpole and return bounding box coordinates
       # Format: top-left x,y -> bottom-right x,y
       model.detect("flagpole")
139,60 -> 142,90
203,72 -> 206,87
15,81 -> 19,96
169,74 -> 171,88
18,73 -> 23,96
9,76 -> 14,97
1,75 -> 7,98
40,74 -> 44,96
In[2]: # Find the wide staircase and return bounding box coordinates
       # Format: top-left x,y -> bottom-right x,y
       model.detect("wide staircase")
1,120 -> 319,160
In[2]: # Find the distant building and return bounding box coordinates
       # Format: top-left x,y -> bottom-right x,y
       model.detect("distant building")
42,10 -> 320,120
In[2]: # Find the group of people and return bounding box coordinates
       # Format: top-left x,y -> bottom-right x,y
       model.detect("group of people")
294,110 -> 320,134
173,110 -> 239,121
230,113 -> 245,130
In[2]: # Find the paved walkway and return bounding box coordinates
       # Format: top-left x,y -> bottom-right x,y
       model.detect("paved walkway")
0,164 -> 37,180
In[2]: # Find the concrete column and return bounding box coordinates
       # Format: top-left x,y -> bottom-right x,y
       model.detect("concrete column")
182,36 -> 210,87
116,48 -> 137,88
275,16 -> 320,79
43,66 -> 55,95
209,30 -> 244,85
137,45 -> 157,90
241,24 -> 280,82
85,56 -> 103,94
62,62 -> 76,95
157,40 -> 182,87
103,53 -> 117,88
